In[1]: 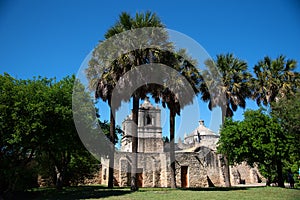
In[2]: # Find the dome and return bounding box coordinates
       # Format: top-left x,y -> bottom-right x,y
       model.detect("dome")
191,120 -> 217,137
183,120 -> 219,145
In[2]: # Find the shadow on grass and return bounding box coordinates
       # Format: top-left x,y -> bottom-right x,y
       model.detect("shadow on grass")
178,186 -> 262,191
22,185 -> 132,200
17,185 -> 280,199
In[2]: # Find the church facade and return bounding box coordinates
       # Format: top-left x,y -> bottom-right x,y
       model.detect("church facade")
100,98 -> 263,187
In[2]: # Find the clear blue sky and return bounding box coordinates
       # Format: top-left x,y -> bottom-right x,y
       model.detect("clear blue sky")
1,0 -> 299,140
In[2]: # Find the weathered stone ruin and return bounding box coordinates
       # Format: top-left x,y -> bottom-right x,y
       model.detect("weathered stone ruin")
100,97 -> 263,187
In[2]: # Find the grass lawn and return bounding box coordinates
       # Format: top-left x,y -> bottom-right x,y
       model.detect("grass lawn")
23,185 -> 300,200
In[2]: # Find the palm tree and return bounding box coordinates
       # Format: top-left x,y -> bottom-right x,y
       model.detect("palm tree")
252,55 -> 299,108
252,55 -> 299,187
157,51 -> 201,188
161,91 -> 179,188
85,63 -> 116,188
88,11 -> 203,190
201,53 -> 252,187
88,11 -> 167,191
203,53 -> 252,119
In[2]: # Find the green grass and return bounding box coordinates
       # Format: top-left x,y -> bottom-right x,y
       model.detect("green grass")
23,185 -> 300,200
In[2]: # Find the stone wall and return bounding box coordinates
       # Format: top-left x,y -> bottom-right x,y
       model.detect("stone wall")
108,152 -> 167,187
230,162 -> 265,185
100,157 -> 109,186
138,137 -> 164,153
100,151 -> 264,188
175,151 -> 222,187
101,150 -> 224,188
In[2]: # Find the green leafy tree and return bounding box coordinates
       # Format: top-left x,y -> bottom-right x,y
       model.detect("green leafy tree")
249,55 -> 299,185
38,76 -> 100,189
0,74 -> 100,196
218,109 -> 287,187
272,92 -> 300,183
98,120 -> 122,145
0,73 -> 50,195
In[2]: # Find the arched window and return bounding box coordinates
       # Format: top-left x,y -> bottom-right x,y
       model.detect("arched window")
146,114 -> 151,125
103,168 -> 107,180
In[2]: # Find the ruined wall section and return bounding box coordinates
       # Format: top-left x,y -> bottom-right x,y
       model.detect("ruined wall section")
175,151 -> 222,187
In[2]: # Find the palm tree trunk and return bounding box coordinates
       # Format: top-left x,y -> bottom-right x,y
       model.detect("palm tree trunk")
108,106 -> 115,188
131,95 -> 139,191
221,105 -> 231,187
170,109 -> 177,188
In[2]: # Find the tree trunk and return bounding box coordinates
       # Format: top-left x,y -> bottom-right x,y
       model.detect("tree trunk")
55,166 -> 63,190
221,105 -> 231,187
265,166 -> 271,186
131,95 -> 139,191
108,107 -> 115,188
170,109 -> 177,188
53,151 -> 70,190
223,156 -> 231,187
266,177 -> 271,186
276,159 -> 284,187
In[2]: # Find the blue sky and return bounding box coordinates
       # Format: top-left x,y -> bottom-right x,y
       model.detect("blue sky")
1,0 -> 299,140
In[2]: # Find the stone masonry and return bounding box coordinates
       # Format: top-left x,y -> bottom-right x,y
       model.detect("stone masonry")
100,98 -> 263,187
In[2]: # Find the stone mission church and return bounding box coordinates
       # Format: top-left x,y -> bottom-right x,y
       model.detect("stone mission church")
100,98 -> 263,187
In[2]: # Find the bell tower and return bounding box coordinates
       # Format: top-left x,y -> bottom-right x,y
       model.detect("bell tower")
121,97 -> 163,153
138,97 -> 163,152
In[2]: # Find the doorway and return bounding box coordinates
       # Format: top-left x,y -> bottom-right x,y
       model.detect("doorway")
137,168 -> 143,187
181,166 -> 188,188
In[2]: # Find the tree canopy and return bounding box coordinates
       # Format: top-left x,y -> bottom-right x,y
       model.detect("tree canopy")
0,73 -> 101,196
252,55 -> 299,107
271,92 -> 300,179
218,109 -> 290,187
87,11 -> 202,190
